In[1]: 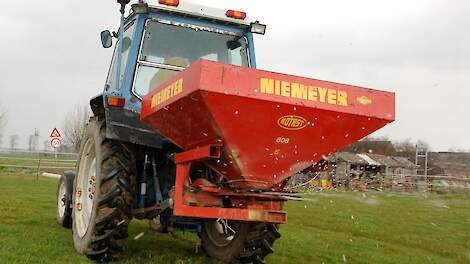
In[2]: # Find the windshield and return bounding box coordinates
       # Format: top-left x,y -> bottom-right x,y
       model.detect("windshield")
133,20 -> 250,97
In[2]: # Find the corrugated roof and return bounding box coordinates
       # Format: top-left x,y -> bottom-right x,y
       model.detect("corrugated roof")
357,154 -> 381,166
329,152 -> 369,165
367,154 -> 401,167
328,152 -> 417,169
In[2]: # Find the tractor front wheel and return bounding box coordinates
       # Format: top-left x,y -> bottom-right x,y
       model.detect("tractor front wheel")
200,219 -> 281,263
72,118 -> 135,261
56,171 -> 74,228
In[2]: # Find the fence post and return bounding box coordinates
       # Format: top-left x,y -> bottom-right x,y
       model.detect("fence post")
36,157 -> 41,181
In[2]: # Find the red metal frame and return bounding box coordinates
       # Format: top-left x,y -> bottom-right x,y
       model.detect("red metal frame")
173,144 -> 287,224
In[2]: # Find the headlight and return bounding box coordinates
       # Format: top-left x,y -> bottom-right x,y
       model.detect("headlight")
250,22 -> 266,35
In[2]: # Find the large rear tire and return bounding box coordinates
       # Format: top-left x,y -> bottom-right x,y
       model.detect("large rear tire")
72,118 -> 135,261
200,219 -> 281,263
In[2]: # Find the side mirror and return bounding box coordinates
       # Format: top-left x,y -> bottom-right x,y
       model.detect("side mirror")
100,30 -> 113,48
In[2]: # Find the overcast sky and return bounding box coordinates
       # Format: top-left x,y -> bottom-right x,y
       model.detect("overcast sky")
0,0 -> 469,151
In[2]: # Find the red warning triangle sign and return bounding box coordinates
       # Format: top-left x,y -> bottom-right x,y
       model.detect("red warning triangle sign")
50,127 -> 62,138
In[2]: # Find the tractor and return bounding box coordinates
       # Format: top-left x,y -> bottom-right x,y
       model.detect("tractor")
56,0 -> 395,263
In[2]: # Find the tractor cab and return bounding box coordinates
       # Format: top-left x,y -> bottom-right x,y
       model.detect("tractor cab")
94,0 -> 266,148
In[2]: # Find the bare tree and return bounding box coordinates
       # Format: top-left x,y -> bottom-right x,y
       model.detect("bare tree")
10,135 -> 19,150
344,136 -> 396,155
345,136 -> 432,157
63,104 -> 91,152
393,138 -> 415,153
416,139 -> 430,150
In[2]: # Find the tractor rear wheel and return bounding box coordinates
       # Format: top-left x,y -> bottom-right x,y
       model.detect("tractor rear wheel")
200,219 -> 281,263
72,118 -> 135,261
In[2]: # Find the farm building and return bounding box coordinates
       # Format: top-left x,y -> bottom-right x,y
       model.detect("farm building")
427,152 -> 470,191
292,152 -> 418,191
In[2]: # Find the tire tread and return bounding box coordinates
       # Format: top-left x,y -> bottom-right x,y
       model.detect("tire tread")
78,120 -> 135,261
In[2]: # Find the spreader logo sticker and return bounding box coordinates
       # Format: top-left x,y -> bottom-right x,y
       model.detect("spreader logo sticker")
356,96 -> 372,105
277,115 -> 307,130
151,78 -> 183,108
259,78 -> 348,106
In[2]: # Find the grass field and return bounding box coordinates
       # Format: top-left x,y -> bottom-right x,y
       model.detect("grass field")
1,170 -> 469,264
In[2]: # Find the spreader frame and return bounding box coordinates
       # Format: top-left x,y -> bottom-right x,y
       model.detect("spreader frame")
173,144 -> 287,224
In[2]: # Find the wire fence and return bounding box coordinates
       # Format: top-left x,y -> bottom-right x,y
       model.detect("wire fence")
0,148 -> 78,158
0,149 -> 78,178
385,173 -> 470,193
292,173 -> 470,194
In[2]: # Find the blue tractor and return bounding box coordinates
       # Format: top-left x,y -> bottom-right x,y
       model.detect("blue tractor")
55,0 -> 275,262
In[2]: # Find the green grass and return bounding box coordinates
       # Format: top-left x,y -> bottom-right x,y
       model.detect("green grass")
0,171 -> 469,264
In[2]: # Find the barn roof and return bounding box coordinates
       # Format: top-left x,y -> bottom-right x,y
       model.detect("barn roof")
328,152 -> 417,169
